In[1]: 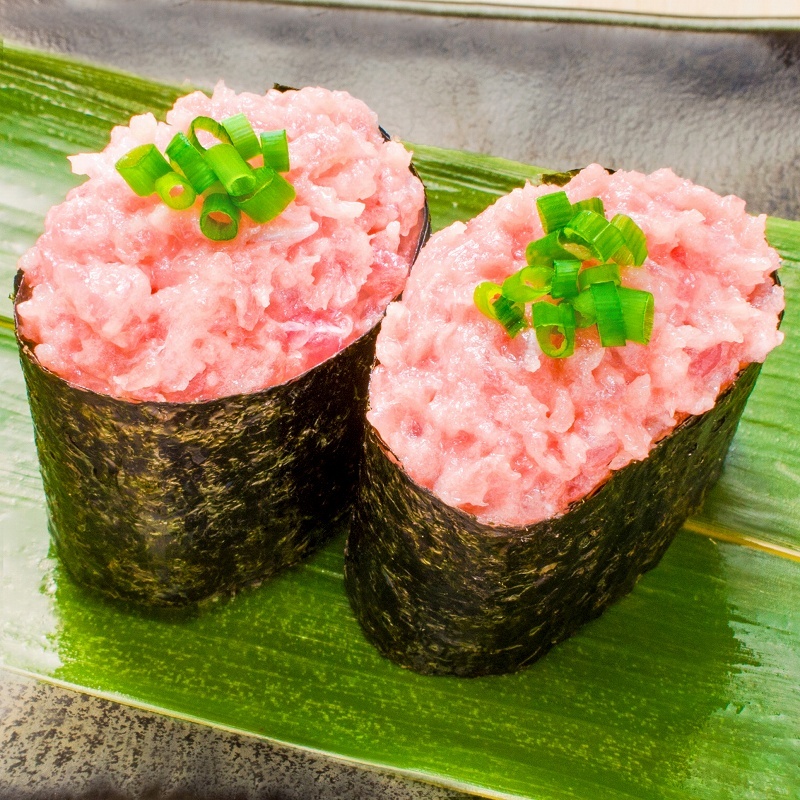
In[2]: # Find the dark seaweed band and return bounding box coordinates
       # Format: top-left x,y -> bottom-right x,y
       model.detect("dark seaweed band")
345,360 -> 761,677
17,290 -> 376,608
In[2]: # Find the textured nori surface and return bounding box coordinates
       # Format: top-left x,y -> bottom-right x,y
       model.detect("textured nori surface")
345,360 -> 762,677
14,204 -> 429,609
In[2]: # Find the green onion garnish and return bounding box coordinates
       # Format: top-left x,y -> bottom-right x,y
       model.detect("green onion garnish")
533,301 -> 575,358
474,282 -> 527,336
154,171 -> 197,210
590,282 -> 627,347
536,191 -> 574,234
571,288 -> 597,328
526,232 -> 574,263
165,133 -> 217,193
561,211 -> 630,264
221,113 -> 261,161
115,144 -> 172,197
233,167 -> 296,223
493,295 -> 527,338
115,114 -> 295,241
260,130 -> 291,173
200,193 -> 240,241
187,116 -> 232,153
577,262 -> 621,291
475,191 -> 654,357
610,214 -> 648,266
571,197 -> 604,216
203,144 -> 257,197
550,260 -> 581,300
474,282 -> 503,320
618,286 -> 654,344
501,266 -> 552,303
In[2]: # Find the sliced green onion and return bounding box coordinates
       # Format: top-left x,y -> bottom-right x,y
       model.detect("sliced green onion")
474,282 -> 503,320
203,144 -> 256,196
592,221 -> 627,262
571,289 -> 597,328
260,130 -> 291,173
115,144 -> 172,196
618,287 -> 654,344
610,214 -> 648,266
526,232 -> 574,263
165,133 -> 217,193
233,167 -> 296,223
550,260 -> 581,299
200,193 -> 240,241
533,301 -> 575,358
501,266 -> 553,303
154,171 -> 197,210
558,211 -> 606,260
221,113 -> 261,161
560,211 -> 625,262
493,295 -> 527,337
527,252 -> 554,269
536,191 -> 574,234
590,282 -> 626,347
492,193 -> 653,353
571,197 -> 604,216
187,116 -> 232,153
577,262 -> 621,291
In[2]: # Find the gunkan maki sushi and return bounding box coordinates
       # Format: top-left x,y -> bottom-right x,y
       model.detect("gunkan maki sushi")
14,82 -> 428,607
344,163 -> 783,676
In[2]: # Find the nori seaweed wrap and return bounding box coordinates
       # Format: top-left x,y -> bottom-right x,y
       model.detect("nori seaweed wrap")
14,86 -> 430,608
345,362 -> 760,677
344,165 -> 783,677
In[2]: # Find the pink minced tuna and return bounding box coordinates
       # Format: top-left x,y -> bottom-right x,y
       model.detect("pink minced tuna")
369,164 -> 784,527
17,83 -> 425,402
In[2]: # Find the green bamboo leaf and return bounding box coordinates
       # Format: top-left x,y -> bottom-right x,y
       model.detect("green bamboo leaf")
1,43 -> 799,800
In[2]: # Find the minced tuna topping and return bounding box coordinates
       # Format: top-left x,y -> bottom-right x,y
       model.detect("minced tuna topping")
368,164 -> 784,527
17,83 -> 425,402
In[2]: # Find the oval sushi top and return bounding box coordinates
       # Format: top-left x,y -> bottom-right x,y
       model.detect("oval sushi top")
368,164 -> 784,527
16,83 -> 426,402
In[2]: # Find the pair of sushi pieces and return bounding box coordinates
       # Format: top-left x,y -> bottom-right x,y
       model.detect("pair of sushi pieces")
14,86 -> 784,679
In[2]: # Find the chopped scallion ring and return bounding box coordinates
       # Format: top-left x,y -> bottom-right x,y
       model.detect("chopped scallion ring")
590,282 -> 627,347
610,214 -> 648,266
203,144 -> 257,197
526,232 -> 574,263
493,295 -> 527,337
165,133 -> 217,194
571,289 -> 597,329
154,171 -> 197,210
559,211 -> 624,261
221,113 -> 261,161
200,193 -> 241,241
577,263 -> 621,291
571,197 -> 604,216
474,282 -> 503,320
536,191 -> 574,234
501,266 -> 553,303
260,130 -> 291,173
533,301 -> 576,358
115,144 -> 172,197
550,260 -> 581,299
233,167 -> 296,223
618,286 -> 654,344
187,116 -> 233,153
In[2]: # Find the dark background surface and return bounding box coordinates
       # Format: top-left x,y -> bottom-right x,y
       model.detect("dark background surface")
1,2 -> 799,797
1,0 -> 800,218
